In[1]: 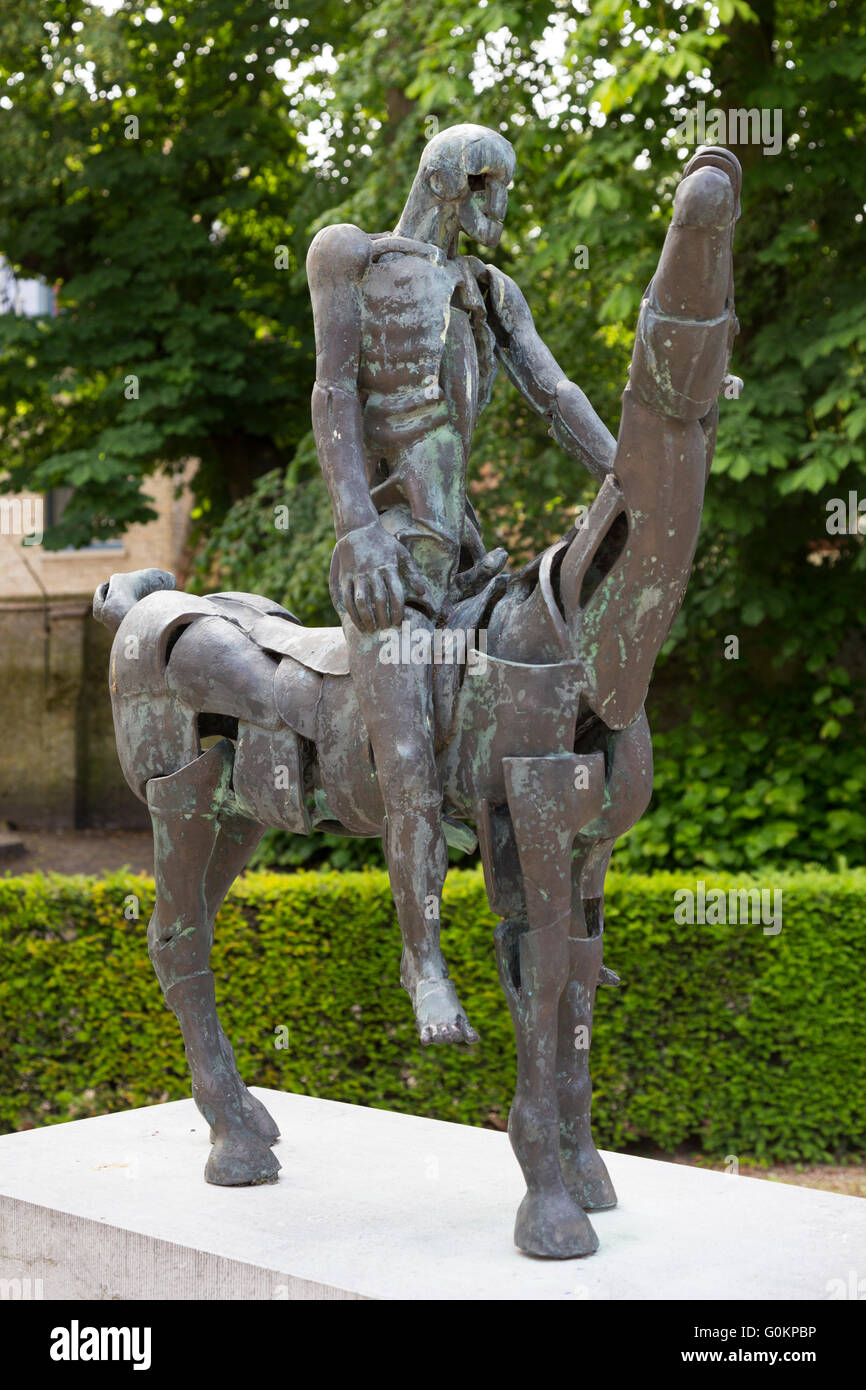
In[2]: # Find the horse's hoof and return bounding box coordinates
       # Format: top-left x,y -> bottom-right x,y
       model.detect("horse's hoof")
514,1188 -> 599,1259
205,1133 -> 281,1186
561,1149 -> 618,1212
207,1092 -> 280,1147
241,1089 -> 281,1145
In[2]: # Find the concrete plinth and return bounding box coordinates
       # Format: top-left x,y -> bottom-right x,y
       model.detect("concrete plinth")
0,1090 -> 862,1300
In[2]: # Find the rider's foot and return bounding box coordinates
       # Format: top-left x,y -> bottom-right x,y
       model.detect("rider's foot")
411,976 -> 480,1045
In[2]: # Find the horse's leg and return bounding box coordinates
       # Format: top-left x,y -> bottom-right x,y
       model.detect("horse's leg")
497,751 -> 605,1257
556,837 -> 617,1211
156,613 -> 300,1149
201,806 -> 280,1146
147,738 -> 280,1186
557,712 -> 653,1207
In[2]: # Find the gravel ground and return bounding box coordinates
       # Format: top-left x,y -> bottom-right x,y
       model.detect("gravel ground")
663,1152 -> 866,1198
2,828 -> 155,877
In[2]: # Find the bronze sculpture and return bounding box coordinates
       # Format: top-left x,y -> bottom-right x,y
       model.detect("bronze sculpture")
94,127 -> 741,1258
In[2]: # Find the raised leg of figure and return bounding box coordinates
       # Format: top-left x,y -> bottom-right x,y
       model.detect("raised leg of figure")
343,612 -> 477,1044
562,155 -> 741,733
146,739 -> 280,1186
498,752 -> 605,1257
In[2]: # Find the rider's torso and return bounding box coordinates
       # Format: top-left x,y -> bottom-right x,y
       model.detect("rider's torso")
353,239 -> 490,606
357,247 -> 480,458
359,251 -> 462,397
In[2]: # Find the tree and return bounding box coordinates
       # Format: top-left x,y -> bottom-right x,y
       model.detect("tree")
4,0 -> 865,869
205,0 -> 866,870
0,0 -> 334,547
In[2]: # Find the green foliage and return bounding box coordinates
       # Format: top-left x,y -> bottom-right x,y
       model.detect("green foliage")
193,433 -> 336,626
194,1 -> 866,872
0,0 -> 333,544
617,687 -> 866,873
2,867 -> 864,1164
3,2 -> 865,870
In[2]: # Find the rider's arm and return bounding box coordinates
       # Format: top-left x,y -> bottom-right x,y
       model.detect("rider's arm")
307,224 -> 427,631
470,258 -> 616,484
307,224 -> 378,539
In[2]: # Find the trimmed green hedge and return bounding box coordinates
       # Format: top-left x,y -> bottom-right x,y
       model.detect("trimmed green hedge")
1,868 -> 864,1163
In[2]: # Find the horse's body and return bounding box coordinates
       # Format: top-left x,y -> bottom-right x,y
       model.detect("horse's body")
94,149 -> 741,1258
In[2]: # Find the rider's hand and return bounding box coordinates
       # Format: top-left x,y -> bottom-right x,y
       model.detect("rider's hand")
451,547 -> 509,600
330,521 -> 428,633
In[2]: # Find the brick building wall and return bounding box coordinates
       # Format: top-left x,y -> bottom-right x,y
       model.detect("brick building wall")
0,472 -> 193,829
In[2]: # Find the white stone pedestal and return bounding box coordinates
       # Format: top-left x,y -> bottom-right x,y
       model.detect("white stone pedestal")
0,1089 -> 862,1300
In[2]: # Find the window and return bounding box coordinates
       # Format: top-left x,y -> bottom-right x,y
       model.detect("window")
45,487 -> 123,552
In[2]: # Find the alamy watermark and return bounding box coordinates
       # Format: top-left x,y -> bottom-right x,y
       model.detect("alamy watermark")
826,1270 -> 866,1300
674,100 -> 783,157
49,1321 -> 151,1370
826,491 -> 866,536
377,621 -> 488,673
674,881 -> 782,936
0,496 -> 43,546
0,1277 -> 44,1300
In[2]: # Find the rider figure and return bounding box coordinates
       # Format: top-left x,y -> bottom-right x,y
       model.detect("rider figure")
307,124 -> 615,1044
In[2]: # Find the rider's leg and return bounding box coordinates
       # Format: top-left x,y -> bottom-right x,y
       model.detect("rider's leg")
342,610 -> 478,1044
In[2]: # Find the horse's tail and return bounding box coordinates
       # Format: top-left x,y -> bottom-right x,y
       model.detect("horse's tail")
92,568 -> 177,633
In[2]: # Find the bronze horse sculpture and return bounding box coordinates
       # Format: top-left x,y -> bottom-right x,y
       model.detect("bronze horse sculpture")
94,134 -> 741,1259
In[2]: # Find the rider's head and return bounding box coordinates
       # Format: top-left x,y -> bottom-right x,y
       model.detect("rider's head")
397,124 -> 516,252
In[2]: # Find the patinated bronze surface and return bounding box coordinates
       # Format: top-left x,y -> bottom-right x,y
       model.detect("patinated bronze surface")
95,127 -> 741,1259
